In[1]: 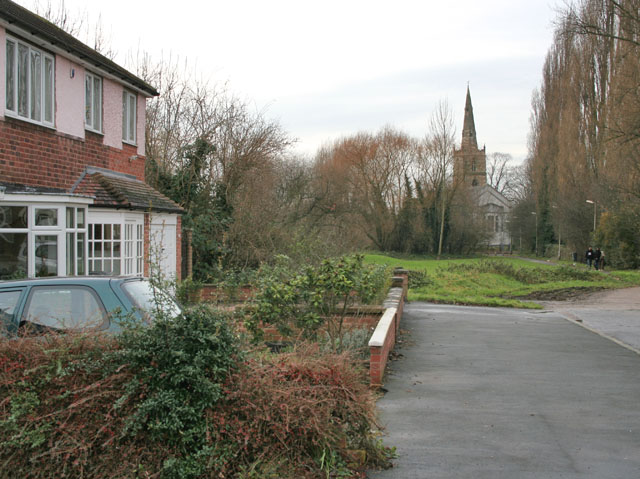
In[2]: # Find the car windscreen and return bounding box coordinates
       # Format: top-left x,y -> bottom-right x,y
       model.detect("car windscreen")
121,280 -> 181,319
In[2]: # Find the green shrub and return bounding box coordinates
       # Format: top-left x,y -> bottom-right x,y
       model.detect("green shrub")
320,328 -> 372,359
407,269 -> 431,288
172,276 -> 203,306
247,255 -> 389,352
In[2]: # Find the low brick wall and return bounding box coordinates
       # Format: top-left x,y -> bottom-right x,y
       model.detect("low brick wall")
197,268 -> 409,388
198,285 -> 254,303
368,269 -> 408,387
258,310 -> 383,343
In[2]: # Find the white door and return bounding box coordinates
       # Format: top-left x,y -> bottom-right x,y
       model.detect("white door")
150,214 -> 177,280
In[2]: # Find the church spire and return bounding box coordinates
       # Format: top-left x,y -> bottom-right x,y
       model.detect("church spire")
461,86 -> 478,149
454,85 -> 486,188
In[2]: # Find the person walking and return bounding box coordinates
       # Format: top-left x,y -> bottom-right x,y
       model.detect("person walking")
599,249 -> 605,270
585,247 -> 594,269
594,247 -> 602,270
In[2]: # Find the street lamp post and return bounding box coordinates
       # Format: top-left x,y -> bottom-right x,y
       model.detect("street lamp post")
531,211 -> 538,256
586,200 -> 597,231
557,226 -> 561,260
552,205 -> 561,260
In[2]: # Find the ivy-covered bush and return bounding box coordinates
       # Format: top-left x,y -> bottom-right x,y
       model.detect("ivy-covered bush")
114,304 -> 241,477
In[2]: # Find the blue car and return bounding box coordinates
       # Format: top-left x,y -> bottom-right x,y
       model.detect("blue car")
0,277 -> 181,336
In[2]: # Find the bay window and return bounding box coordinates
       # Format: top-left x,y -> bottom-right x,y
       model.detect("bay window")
88,213 -> 144,276
5,36 -> 54,127
0,204 -> 88,279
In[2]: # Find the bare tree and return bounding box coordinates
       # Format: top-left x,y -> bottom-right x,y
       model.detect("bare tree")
525,0 -> 640,261
33,0 -> 84,36
560,0 -> 640,47
32,0 -> 116,59
311,128 -> 417,251
425,100 -> 457,259
486,152 -> 522,201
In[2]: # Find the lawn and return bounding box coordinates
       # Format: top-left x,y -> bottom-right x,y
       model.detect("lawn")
364,253 -> 640,309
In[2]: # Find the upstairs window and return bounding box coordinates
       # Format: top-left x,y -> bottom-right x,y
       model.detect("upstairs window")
122,90 -> 136,144
85,72 -> 102,132
5,36 -> 54,127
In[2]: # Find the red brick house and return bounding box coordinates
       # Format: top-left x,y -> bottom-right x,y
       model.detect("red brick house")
0,0 -> 183,280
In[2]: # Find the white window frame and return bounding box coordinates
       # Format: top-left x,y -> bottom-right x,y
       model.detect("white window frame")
85,72 -> 102,133
5,35 -> 55,128
122,90 -> 137,145
65,206 -> 88,276
87,211 -> 144,277
0,202 -> 89,278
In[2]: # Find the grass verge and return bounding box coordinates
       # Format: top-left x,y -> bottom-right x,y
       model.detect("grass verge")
364,254 -> 640,308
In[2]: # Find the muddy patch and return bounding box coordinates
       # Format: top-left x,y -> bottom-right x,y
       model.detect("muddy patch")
512,286 -> 607,302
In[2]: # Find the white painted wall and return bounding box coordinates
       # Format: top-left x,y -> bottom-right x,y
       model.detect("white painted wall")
149,214 -> 178,280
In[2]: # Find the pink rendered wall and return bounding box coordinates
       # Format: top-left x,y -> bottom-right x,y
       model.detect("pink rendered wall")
55,56 -> 85,138
0,27 -> 6,119
102,77 -> 122,149
104,79 -> 147,155
137,94 -> 146,156
1,27 -> 150,156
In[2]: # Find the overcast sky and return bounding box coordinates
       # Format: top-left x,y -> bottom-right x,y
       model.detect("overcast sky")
21,0 -> 559,162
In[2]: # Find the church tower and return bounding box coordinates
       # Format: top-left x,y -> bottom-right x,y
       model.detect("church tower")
454,87 -> 486,187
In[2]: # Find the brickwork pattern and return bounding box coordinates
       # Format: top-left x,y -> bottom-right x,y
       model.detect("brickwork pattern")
0,117 -> 144,190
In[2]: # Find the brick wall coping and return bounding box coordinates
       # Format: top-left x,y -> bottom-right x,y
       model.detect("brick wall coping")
368,306 -> 398,347
383,287 -> 404,308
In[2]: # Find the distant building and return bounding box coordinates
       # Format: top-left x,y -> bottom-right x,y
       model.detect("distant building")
454,87 -> 511,249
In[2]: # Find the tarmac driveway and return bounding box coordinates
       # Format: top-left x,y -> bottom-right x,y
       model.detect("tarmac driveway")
368,300 -> 640,479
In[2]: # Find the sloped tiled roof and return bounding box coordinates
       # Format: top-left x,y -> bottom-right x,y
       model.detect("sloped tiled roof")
73,171 -> 183,214
0,0 -> 158,97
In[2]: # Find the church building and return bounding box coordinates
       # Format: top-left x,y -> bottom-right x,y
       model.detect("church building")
453,87 -> 512,249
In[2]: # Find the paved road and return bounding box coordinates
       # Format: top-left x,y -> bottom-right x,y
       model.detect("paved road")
368,296 -> 640,479
540,287 -> 640,354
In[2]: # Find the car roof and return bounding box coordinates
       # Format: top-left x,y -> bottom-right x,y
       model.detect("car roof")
0,276 -> 146,288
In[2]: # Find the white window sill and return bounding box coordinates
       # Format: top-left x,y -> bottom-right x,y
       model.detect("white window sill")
5,111 -> 55,130
85,127 -> 104,135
